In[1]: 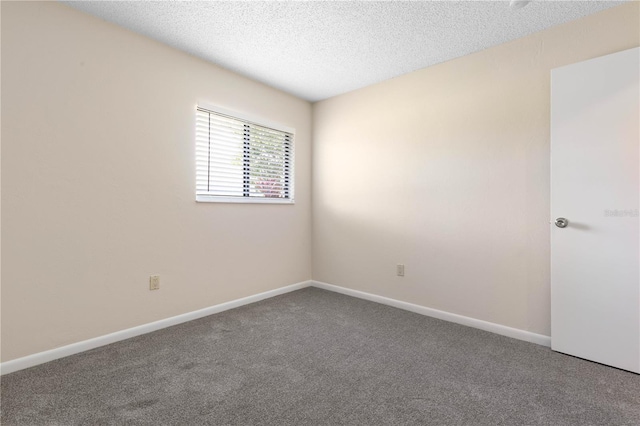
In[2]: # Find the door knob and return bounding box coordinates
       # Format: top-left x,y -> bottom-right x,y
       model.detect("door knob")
555,217 -> 569,228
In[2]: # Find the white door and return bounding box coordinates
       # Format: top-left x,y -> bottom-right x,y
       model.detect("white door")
551,47 -> 640,374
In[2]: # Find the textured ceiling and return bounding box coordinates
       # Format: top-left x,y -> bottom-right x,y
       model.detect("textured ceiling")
63,1 -> 626,102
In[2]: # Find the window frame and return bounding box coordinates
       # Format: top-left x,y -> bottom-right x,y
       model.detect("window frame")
195,103 -> 295,204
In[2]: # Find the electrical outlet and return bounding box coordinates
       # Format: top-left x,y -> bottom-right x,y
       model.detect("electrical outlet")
396,264 -> 405,277
149,275 -> 160,290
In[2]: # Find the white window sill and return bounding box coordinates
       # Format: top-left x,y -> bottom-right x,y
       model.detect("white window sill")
196,195 -> 295,204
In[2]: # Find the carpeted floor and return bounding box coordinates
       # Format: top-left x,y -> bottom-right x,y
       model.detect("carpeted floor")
1,287 -> 639,425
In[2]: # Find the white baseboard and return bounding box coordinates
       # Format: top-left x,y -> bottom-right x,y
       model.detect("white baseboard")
0,280 -> 312,375
311,280 -> 551,347
2,279 -> 550,375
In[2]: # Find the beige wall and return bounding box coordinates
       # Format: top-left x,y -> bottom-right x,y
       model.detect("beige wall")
312,3 -> 640,337
1,2 -> 312,362
2,1 -> 639,364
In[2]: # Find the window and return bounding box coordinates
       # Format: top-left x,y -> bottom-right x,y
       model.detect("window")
195,104 -> 295,203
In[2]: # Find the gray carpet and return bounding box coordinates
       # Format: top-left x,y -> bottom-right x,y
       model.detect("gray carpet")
1,287 -> 639,425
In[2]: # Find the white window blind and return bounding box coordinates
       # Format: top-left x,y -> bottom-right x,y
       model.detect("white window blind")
195,106 -> 295,203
